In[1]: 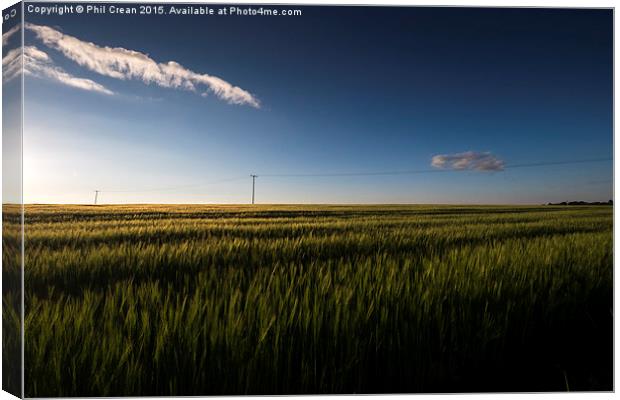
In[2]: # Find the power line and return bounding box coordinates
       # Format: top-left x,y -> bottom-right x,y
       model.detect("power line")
258,157 -> 613,178
253,157 -> 611,204
91,157 -> 612,204
504,157 -> 613,169
97,176 -> 248,193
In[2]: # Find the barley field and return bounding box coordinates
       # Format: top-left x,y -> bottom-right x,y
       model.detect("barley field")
3,204 -> 613,396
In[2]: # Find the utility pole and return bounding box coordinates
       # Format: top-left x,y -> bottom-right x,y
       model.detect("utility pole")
94,190 -> 100,205
250,175 -> 258,204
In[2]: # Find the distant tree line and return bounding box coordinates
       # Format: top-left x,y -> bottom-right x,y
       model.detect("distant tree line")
547,200 -> 613,206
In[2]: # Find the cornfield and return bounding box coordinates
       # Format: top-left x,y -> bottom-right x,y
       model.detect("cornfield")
2,204 -> 612,395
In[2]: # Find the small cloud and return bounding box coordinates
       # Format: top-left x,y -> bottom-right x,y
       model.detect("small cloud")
431,151 -> 505,171
26,23 -> 260,108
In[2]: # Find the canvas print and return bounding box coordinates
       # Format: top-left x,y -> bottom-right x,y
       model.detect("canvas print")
1,2 -> 613,397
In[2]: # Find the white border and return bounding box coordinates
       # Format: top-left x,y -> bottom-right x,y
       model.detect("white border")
0,1 -> 616,400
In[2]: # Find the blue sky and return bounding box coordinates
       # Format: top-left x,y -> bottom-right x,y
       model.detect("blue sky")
8,5 -> 613,204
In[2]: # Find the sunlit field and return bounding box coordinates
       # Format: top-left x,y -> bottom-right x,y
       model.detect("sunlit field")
5,205 -> 612,396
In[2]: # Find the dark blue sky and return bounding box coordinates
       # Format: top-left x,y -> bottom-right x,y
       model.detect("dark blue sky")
18,5 -> 613,204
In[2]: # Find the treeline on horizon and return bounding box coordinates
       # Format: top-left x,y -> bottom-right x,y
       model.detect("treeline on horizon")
547,200 -> 613,206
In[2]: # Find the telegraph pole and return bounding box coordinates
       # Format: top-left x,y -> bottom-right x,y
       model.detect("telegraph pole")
94,190 -> 100,205
250,175 -> 258,204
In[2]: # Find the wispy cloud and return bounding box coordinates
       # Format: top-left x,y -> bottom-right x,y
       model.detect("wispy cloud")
2,45 -> 114,95
3,25 -> 20,46
431,151 -> 505,171
26,23 -> 260,107
2,48 -> 22,82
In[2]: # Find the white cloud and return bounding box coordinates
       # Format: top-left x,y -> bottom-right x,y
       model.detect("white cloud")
2,45 -> 114,95
26,23 -> 260,108
2,47 -> 22,82
431,151 -> 505,171
3,25 -> 20,46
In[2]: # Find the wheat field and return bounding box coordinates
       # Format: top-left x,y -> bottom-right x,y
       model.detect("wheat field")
2,204 -> 612,395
